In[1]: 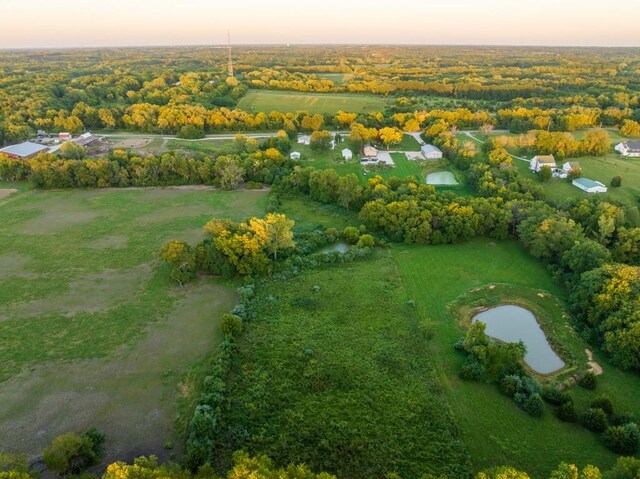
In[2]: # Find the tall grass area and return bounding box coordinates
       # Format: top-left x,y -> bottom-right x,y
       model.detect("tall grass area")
392,239 -> 640,476
216,252 -> 472,479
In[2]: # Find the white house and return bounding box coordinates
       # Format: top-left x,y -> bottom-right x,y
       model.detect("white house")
530,155 -> 556,172
290,151 -> 301,160
562,161 -> 580,173
421,144 -> 443,159
297,135 -> 311,146
342,148 -> 353,161
572,177 -> 608,194
615,141 -> 640,157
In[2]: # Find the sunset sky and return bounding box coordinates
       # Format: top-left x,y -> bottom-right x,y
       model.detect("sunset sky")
1,0 -> 639,48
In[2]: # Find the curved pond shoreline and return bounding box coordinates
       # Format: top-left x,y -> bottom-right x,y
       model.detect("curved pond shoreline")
472,304 -> 565,375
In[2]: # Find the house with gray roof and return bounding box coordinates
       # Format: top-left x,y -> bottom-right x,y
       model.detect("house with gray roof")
0,141 -> 49,159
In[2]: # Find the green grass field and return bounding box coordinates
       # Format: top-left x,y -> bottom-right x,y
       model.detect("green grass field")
0,186 -> 267,464
165,139 -> 237,156
237,89 -> 388,115
217,252 -> 471,479
392,239 -> 640,476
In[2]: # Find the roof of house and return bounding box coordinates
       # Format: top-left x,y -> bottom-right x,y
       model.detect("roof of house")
363,146 -> 377,157
625,140 -> 640,150
0,141 -> 49,157
573,177 -> 605,189
73,132 -> 99,147
422,144 -> 443,154
564,161 -> 580,167
534,155 -> 556,163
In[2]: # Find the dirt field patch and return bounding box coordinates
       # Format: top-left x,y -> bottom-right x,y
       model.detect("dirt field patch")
15,198 -> 100,235
0,281 -> 236,464
3,264 -> 152,320
113,138 -> 153,149
0,253 -> 37,279
88,235 -> 128,249
0,188 -> 18,200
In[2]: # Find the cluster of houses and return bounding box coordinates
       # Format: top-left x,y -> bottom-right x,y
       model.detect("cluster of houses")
530,154 -> 607,193
0,132 -> 100,159
615,141 -> 640,157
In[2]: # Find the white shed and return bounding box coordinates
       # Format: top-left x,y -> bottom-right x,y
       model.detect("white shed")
421,144 -> 443,159
290,151 -> 301,160
572,177 -> 608,194
342,148 -> 353,160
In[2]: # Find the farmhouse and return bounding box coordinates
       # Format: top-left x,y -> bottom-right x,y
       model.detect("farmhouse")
572,177 -> 608,194
290,151 -> 301,160
0,141 -> 49,159
362,146 -> 378,161
562,161 -> 580,173
615,141 -> 640,157
530,155 -> 556,172
421,144 -> 443,159
58,132 -> 72,140
342,148 -> 353,160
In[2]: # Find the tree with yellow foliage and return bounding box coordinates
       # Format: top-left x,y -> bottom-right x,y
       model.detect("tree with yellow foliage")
379,127 -> 403,147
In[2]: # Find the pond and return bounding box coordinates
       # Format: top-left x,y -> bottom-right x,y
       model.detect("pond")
318,242 -> 350,254
426,171 -> 459,185
472,304 -> 565,374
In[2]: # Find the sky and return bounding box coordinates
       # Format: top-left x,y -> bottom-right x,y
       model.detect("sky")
1,0 -> 639,49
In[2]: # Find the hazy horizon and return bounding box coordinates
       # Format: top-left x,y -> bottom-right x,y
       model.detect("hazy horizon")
1,0 -> 639,49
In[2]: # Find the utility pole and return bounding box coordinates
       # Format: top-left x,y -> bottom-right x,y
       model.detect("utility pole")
227,31 -> 234,78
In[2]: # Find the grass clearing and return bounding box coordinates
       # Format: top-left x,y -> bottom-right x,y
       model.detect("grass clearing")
165,139 -> 237,156
237,89 -> 387,115
0,186 -> 268,463
217,252 -> 472,479
392,239 -> 640,476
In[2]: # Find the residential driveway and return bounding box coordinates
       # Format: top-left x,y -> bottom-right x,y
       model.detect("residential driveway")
376,151 -> 395,165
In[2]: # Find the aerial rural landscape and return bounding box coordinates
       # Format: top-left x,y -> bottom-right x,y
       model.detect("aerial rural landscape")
1,2 -> 640,479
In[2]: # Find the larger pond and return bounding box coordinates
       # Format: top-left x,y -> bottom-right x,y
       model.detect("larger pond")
472,304 -> 565,374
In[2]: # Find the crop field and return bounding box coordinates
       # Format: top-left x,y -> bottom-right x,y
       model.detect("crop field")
0,186 -> 268,463
392,239 -> 640,477
236,89 -> 388,115
216,252 -> 471,479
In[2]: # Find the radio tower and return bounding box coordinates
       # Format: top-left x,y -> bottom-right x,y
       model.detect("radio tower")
227,31 -> 234,78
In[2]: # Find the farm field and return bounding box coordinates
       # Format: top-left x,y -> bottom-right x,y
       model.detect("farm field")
236,89 -> 388,115
216,252 -> 471,479
392,239 -> 640,477
0,186 -> 268,464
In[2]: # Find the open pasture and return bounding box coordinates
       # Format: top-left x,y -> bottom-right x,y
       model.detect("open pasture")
236,89 -> 387,115
0,186 -> 267,463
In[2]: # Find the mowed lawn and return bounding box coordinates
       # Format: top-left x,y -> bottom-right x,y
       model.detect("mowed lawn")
236,89 -> 387,115
0,186 -> 267,463
217,253 -> 472,479
392,239 -> 640,477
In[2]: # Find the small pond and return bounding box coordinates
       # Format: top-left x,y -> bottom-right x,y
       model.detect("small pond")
319,242 -> 350,254
472,304 -> 565,374
426,171 -> 459,185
